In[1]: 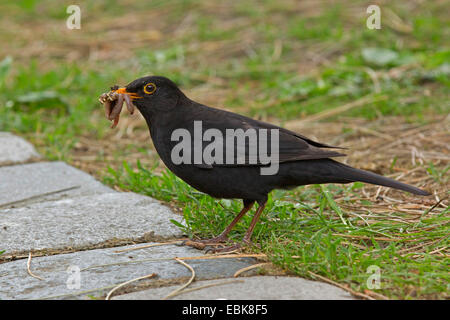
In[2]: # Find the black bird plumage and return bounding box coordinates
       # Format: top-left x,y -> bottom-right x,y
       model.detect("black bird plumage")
108,75 -> 430,251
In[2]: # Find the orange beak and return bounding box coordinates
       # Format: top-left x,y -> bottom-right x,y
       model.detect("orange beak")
113,87 -> 142,100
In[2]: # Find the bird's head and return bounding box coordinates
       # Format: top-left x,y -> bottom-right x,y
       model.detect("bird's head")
113,76 -> 187,116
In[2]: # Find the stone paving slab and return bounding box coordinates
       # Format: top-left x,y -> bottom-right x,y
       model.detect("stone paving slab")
0,132 -> 40,166
113,276 -> 355,300
0,161 -> 113,208
0,192 -> 184,253
0,243 -> 257,300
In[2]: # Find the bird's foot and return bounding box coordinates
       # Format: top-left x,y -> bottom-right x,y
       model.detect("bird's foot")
204,243 -> 242,254
182,235 -> 229,250
204,239 -> 256,254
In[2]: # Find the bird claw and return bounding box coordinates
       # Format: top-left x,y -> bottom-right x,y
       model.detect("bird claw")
181,234 -> 230,250
181,238 -> 229,251
204,243 -> 243,254
182,234 -> 256,253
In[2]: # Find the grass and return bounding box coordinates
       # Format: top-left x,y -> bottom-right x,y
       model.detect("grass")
0,0 -> 449,299
104,160 -> 449,299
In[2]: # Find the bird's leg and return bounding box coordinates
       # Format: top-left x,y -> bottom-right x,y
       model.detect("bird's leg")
183,200 -> 254,249
241,201 -> 266,244
205,201 -> 267,253
200,200 -> 255,243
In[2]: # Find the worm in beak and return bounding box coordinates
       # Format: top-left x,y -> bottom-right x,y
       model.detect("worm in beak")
98,87 -> 138,128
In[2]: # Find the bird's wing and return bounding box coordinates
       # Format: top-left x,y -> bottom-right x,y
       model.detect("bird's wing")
185,105 -> 346,168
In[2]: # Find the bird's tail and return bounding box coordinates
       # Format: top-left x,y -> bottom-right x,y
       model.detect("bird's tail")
291,159 -> 430,196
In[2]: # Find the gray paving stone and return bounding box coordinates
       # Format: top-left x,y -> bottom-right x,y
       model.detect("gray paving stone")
0,132 -> 40,166
0,161 -> 113,208
0,243 -> 257,300
0,193 -> 185,253
113,276 -> 355,300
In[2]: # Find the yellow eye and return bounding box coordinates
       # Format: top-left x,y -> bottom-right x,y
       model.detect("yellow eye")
143,83 -> 156,95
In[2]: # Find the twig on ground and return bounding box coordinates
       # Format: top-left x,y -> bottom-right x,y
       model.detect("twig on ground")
180,253 -> 266,260
332,234 -> 417,242
234,262 -> 271,278
27,252 -> 43,281
105,273 -> 156,300
81,253 -> 266,272
162,258 -> 196,300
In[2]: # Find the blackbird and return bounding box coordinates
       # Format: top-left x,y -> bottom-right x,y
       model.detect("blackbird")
102,75 -> 430,252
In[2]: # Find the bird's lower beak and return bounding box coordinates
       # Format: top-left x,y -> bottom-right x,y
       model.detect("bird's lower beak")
114,87 -> 142,100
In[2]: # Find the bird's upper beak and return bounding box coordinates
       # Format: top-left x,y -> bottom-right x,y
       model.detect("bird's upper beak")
113,87 -> 142,100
